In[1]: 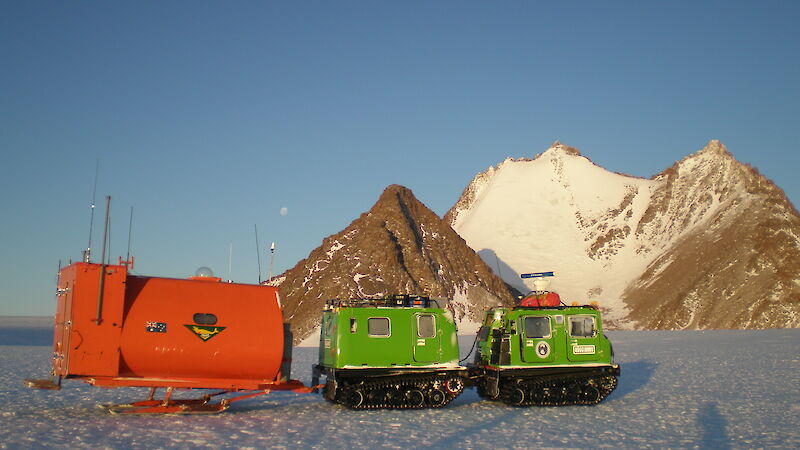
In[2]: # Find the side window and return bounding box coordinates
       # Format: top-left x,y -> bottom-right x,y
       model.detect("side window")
325,316 -> 336,337
349,317 -> 357,333
367,317 -> 390,337
524,316 -> 551,338
417,314 -> 435,338
569,316 -> 596,337
193,313 -> 218,325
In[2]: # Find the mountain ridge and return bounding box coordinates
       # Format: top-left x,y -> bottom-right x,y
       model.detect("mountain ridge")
447,140 -> 799,329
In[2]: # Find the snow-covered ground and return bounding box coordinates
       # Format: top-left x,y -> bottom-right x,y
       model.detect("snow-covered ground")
2,321 -> 798,448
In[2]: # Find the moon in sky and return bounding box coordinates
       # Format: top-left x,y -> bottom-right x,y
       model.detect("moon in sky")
280,207 -> 288,216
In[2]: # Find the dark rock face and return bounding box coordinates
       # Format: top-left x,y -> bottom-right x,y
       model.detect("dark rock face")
277,185 -> 515,343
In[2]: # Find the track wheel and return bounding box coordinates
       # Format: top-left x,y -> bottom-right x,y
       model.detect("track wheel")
599,376 -> 617,391
444,378 -> 464,394
386,388 -> 403,406
566,384 -> 581,403
529,388 -> 544,404
581,386 -> 601,404
506,387 -> 526,406
405,389 -> 425,407
347,389 -> 364,408
428,389 -> 446,406
366,388 -> 385,405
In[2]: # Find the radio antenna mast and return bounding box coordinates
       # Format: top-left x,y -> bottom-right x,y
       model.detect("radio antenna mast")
95,195 -> 111,325
84,159 -> 100,262
228,243 -> 233,282
125,206 -> 133,265
255,224 -> 262,283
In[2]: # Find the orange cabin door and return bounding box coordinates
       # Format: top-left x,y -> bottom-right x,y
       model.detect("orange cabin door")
52,275 -> 73,376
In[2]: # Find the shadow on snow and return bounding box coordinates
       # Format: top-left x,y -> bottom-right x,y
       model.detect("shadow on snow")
609,359 -> 657,400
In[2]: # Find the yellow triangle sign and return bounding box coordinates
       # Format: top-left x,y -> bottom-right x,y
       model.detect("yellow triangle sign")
185,324 -> 226,341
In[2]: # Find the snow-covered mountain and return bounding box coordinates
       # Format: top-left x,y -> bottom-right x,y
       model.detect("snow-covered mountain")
445,140 -> 800,329
277,185 -> 515,343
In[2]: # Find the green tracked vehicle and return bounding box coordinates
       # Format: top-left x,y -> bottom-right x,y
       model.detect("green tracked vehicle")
470,272 -> 620,406
311,295 -> 467,409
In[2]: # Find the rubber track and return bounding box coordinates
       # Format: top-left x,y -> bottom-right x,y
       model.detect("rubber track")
330,373 -> 465,410
499,373 -> 618,407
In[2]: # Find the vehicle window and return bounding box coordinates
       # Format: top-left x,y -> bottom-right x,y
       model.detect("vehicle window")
349,317 -> 357,333
569,316 -> 596,337
417,315 -> 435,338
368,317 -> 390,337
325,316 -> 336,337
193,313 -> 217,325
524,316 -> 550,338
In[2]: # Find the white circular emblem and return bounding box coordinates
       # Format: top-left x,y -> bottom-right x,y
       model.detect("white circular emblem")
536,341 -> 551,358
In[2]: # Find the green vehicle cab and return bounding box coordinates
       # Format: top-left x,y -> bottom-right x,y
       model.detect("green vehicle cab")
312,295 -> 467,409
470,275 -> 620,406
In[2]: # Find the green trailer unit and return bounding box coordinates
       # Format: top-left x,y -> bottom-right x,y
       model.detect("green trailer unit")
471,305 -> 620,406
312,295 -> 467,409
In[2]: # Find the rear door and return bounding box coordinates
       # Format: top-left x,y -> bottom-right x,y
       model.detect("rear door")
53,270 -> 74,376
412,313 -> 441,363
520,315 -> 555,363
566,314 -> 600,362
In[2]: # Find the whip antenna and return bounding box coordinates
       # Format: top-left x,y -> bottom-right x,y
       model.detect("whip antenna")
228,243 -> 233,282
125,206 -> 133,265
83,159 -> 100,262
95,195 -> 111,325
255,224 -> 262,283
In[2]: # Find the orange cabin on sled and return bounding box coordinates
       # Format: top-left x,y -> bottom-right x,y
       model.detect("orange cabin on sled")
52,262 -> 290,389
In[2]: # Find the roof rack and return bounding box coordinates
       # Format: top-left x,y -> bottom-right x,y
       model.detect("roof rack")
323,295 -> 441,311
512,304 -> 598,311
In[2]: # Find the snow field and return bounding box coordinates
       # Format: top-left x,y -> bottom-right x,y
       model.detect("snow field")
2,328 -> 798,449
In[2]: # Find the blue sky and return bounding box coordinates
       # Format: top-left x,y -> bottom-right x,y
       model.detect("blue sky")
2,1 -> 798,315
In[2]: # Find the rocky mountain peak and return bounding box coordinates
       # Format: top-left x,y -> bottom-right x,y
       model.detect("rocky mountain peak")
542,141 -> 582,158
667,139 -> 736,175
278,184 -> 516,343
378,183 -> 414,201
702,139 -> 729,154
371,184 -> 434,224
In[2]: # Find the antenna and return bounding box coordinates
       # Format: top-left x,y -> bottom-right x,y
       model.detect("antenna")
228,243 -> 233,282
84,159 -> 100,262
125,206 -> 133,265
95,195 -> 111,325
106,211 -> 112,265
255,224 -> 262,283
269,242 -> 275,281
520,272 -> 555,279
520,271 -> 555,293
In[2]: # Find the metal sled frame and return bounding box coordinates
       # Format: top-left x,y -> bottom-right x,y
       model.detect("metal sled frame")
26,376 -> 319,415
